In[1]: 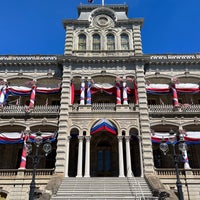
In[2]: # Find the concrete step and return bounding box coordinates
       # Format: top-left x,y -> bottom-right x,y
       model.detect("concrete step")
51,177 -> 155,200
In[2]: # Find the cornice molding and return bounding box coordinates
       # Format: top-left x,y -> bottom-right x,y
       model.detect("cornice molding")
58,55 -> 149,64
148,54 -> 200,65
0,55 -> 59,66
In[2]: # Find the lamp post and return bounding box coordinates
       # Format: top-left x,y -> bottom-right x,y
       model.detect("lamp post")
160,129 -> 186,200
26,131 -> 52,200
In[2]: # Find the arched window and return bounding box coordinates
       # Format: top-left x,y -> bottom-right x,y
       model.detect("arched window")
78,34 -> 86,50
107,34 -> 115,50
93,34 -> 101,50
121,34 -> 129,50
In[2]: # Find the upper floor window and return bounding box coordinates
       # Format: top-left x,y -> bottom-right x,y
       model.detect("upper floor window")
107,34 -> 115,50
93,34 -> 101,50
121,34 -> 129,50
78,34 -> 86,50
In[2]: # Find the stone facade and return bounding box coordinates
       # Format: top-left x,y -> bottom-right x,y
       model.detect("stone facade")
0,4 -> 200,200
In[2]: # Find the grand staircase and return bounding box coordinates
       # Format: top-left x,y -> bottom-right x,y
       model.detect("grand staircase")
51,177 -> 156,200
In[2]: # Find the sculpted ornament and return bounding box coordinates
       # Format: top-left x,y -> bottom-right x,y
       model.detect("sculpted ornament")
71,119 -> 90,130
118,120 -> 134,130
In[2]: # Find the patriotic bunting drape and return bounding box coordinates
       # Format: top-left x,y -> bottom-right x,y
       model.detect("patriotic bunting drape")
151,132 -> 200,144
91,119 -> 117,135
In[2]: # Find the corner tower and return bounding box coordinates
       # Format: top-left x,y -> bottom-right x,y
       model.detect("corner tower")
63,5 -> 143,56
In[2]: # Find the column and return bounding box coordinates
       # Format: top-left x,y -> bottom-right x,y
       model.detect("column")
125,136 -> 132,177
171,87 -> 179,107
29,84 -> 37,107
116,82 -> 121,105
80,78 -> 85,105
123,81 -> 128,105
77,136 -> 84,177
64,136 -> 71,177
136,62 -> 154,174
84,136 -> 91,177
86,80 -> 92,105
118,136 -> 124,177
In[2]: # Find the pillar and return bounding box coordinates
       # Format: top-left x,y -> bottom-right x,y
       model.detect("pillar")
118,136 -> 124,177
80,78 -> 85,105
116,82 -> 121,105
77,136 -> 84,177
64,136 -> 71,177
125,136 -> 132,177
86,79 -> 92,105
84,136 -> 91,177
123,81 -> 128,105
136,63 -> 154,174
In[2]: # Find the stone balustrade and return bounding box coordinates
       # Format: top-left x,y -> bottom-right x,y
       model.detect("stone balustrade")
148,104 -> 200,113
69,103 -> 136,112
155,168 -> 200,177
0,105 -> 60,116
0,169 -> 54,177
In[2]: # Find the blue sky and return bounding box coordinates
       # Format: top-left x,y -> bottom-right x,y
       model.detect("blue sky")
0,0 -> 199,55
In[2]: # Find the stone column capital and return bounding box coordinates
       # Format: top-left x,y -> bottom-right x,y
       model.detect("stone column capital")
125,136 -> 131,141
85,136 -> 91,141
78,136 -> 84,141
118,135 -> 124,141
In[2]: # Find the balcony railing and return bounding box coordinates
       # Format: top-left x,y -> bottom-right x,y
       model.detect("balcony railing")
155,168 -> 200,177
148,104 -> 200,113
0,169 -> 54,177
69,103 -> 136,112
0,105 -> 60,116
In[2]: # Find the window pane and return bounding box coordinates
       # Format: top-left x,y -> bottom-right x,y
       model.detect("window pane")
121,34 -> 129,50
93,34 -> 100,50
78,34 -> 86,50
107,34 -> 115,50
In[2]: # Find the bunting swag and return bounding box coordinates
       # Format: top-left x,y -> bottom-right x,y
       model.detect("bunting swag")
0,85 -> 61,106
19,134 -> 29,169
91,119 -> 117,135
151,132 -> 200,144
29,85 -> 36,107
70,82 -> 75,105
0,132 -> 56,144
146,83 -> 200,94
146,84 -> 170,94
0,86 -> 8,105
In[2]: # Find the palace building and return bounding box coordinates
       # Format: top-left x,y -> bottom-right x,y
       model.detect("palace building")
0,3 -> 200,200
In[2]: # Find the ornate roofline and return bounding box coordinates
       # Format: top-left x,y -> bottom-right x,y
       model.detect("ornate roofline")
77,5 -> 128,16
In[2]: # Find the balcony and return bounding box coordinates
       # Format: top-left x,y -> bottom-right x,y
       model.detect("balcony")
69,103 -> 137,112
0,105 -> 60,117
148,104 -> 200,116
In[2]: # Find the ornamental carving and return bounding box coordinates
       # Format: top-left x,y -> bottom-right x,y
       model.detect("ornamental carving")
92,14 -> 114,29
117,120 -> 136,130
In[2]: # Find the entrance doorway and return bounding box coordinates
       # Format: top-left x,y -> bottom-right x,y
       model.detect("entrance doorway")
90,132 -> 118,177
97,141 -> 111,176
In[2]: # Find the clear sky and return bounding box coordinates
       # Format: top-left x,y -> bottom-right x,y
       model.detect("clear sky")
0,0 -> 199,55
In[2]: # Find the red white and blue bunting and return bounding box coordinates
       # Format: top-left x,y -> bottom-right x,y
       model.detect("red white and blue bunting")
91,119 -> 117,135
151,132 -> 200,145
0,85 -> 61,106
0,132 -> 56,144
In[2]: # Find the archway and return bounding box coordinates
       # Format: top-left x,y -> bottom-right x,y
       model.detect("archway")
90,132 -> 118,177
90,119 -> 118,177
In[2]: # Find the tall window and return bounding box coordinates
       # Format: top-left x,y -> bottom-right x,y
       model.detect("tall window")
121,34 -> 129,50
93,34 -> 101,50
107,34 -> 115,50
78,34 -> 86,50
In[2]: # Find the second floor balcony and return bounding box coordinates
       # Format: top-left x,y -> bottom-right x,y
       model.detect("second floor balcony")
0,105 -> 60,117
